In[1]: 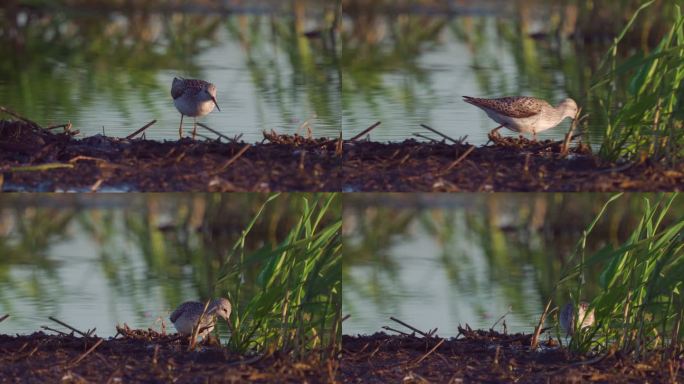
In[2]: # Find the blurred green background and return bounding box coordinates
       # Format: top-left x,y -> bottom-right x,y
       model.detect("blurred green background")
342,193 -> 683,336
0,193 -> 341,338
341,0 -> 678,144
0,0 -> 340,141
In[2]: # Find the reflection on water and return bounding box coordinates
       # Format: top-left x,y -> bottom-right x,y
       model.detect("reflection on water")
0,194 -> 308,337
342,193 -> 682,336
341,1 -> 608,144
0,1 -> 340,141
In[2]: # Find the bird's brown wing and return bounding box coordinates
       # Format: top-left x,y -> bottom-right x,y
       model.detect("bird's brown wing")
171,77 -> 185,100
170,302 -> 195,323
463,96 -> 545,118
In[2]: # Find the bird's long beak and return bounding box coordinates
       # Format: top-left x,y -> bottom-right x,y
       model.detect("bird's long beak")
212,96 -> 221,112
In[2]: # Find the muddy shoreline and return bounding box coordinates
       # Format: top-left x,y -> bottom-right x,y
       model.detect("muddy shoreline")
0,120 -> 342,192
341,330 -> 683,383
343,138 -> 684,192
0,327 -> 335,383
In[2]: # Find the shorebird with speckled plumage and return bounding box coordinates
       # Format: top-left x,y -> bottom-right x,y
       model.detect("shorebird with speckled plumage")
171,77 -> 220,139
170,298 -> 231,338
559,301 -> 594,336
463,96 -> 578,140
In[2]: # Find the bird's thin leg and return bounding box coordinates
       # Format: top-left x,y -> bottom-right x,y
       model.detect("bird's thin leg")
489,125 -> 503,135
179,114 -> 184,139
532,132 -> 537,142
192,118 -> 197,140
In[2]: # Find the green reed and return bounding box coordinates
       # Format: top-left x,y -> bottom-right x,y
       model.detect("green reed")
559,193 -> 684,358
216,193 -> 341,359
593,1 -> 684,164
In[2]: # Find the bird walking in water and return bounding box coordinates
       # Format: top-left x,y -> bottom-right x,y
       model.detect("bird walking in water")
171,77 -> 220,139
170,298 -> 231,338
463,96 -> 578,141
559,301 -> 594,336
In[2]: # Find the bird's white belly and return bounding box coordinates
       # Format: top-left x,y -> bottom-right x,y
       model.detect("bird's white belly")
174,96 -> 216,117
173,315 -> 215,336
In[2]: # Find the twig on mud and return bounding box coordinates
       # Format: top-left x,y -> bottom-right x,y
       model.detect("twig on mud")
214,144 -> 251,174
412,133 -> 441,143
561,110 -> 589,156
69,338 -> 104,366
125,120 -> 157,140
0,105 -> 44,129
412,338 -> 445,366
9,163 -> 74,172
444,145 -> 475,172
381,326 -> 413,337
90,179 -> 104,192
0,314 -> 9,323
196,122 -> 235,142
224,354 -> 264,367
530,299 -> 553,349
46,122 -> 72,132
350,121 -> 381,141
390,317 -> 434,339
491,307 -> 512,331
420,124 -> 462,145
49,316 -> 91,338
41,326 -> 71,336
188,300 -> 211,351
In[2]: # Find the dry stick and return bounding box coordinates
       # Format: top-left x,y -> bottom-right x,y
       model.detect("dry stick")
70,338 -> 104,366
389,317 -> 433,339
0,314 -> 8,323
349,121 -> 381,141
412,133 -> 441,143
420,124 -> 461,145
214,144 -> 251,173
412,338 -> 445,366
0,105 -> 43,129
530,298 -> 553,349
49,316 -> 90,338
381,326 -> 413,337
341,314 -> 351,322
41,325 -> 71,336
196,122 -> 234,142
188,300 -> 211,351
444,145 -> 475,172
561,108 -> 585,156
125,120 -> 157,140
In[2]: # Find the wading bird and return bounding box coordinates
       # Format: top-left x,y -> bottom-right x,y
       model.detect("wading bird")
171,77 -> 220,139
463,96 -> 578,141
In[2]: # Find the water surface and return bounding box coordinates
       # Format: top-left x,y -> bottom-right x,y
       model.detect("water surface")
1,2 -> 340,141
342,194 -> 679,337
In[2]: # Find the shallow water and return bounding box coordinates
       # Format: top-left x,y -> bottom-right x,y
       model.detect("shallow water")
0,194 -> 279,338
341,2 -> 608,145
342,194 -> 670,337
0,3 -> 340,142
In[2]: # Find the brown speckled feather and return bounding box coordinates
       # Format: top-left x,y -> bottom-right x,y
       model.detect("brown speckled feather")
171,78 -> 211,100
170,301 -> 199,323
463,96 -> 549,118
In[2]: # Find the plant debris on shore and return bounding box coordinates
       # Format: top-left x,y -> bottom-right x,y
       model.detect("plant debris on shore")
0,326 -> 335,383
343,138 -> 684,192
341,330 -> 683,383
0,120 -> 342,192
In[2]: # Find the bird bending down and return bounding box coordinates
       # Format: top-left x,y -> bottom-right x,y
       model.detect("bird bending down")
171,77 -> 220,139
463,96 -> 578,141
170,298 -> 231,338
559,301 -> 594,336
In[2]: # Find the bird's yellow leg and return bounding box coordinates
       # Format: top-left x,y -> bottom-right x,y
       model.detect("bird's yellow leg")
192,118 -> 197,140
179,114 -> 184,139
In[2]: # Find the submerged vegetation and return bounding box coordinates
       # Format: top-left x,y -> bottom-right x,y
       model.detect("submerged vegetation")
558,193 -> 684,358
